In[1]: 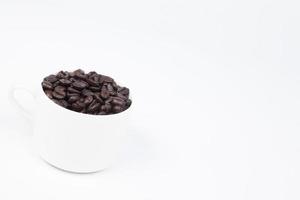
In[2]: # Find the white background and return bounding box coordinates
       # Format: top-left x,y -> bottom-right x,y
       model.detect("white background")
0,0 -> 299,199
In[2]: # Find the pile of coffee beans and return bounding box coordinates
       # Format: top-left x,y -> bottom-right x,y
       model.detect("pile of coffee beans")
42,69 -> 132,115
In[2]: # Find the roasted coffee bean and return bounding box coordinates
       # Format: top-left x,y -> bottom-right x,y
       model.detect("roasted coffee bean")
112,106 -> 123,113
68,95 -> 80,103
57,71 -> 67,79
59,79 -> 72,86
101,103 -> 112,113
87,102 -> 100,113
68,87 -> 80,94
82,89 -> 93,97
117,93 -> 127,100
72,102 -> 83,111
84,96 -> 94,105
119,87 -> 129,96
90,86 -> 101,92
100,88 -> 110,99
42,81 -> 53,90
126,99 -> 132,107
112,97 -> 125,106
58,100 -> 68,108
86,78 -> 99,87
72,81 -> 88,90
44,75 -> 58,83
54,86 -> 66,99
100,75 -> 114,83
42,69 -> 132,115
44,90 -> 53,99
107,84 -> 114,92
105,97 -> 113,104
52,91 -> 65,99
94,93 -> 104,104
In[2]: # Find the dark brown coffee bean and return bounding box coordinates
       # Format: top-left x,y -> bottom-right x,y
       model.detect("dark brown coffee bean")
72,102 -> 83,111
105,97 -> 113,104
59,79 -> 72,86
90,86 -> 101,92
57,71 -> 67,79
72,81 -> 88,90
54,86 -> 66,98
74,69 -> 85,75
84,96 -> 93,105
42,81 -> 53,90
101,103 -> 112,113
100,88 -> 110,99
112,81 -> 118,90
68,87 -> 80,94
94,93 -> 104,104
107,84 -> 114,92
117,93 -> 127,100
87,71 -> 97,77
99,111 -> 107,115
86,78 -> 99,87
68,95 -> 80,103
112,106 -> 123,113
87,102 -> 100,113
44,90 -> 53,99
100,75 -> 114,83
52,91 -> 65,99
58,100 -> 68,108
119,87 -> 129,96
44,75 -> 58,83
82,89 -> 93,97
112,97 -> 125,106
126,99 -> 132,107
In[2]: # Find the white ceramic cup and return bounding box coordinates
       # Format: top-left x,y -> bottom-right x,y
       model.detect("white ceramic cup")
10,78 -> 131,173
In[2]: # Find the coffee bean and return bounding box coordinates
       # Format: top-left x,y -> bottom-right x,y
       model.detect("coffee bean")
101,103 -> 112,113
100,88 -> 110,99
90,86 -> 101,92
94,93 -> 104,104
54,86 -> 66,98
58,100 -> 68,108
100,75 -> 114,83
44,90 -> 53,99
52,91 -> 65,99
119,87 -> 129,96
42,69 -> 132,115
42,81 -> 53,90
105,97 -> 113,104
126,99 -> 132,107
117,93 -> 127,100
59,79 -> 72,86
57,71 -> 67,79
112,106 -> 123,113
45,75 -> 58,83
107,84 -> 114,92
87,102 -> 100,113
82,89 -> 94,97
112,97 -> 125,106
86,78 -> 99,87
72,81 -> 88,90
68,87 -> 80,94
72,102 -> 83,111
84,96 -> 93,105
68,95 -> 80,103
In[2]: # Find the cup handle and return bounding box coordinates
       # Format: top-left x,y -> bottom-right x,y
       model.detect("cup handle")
10,84 -> 36,122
